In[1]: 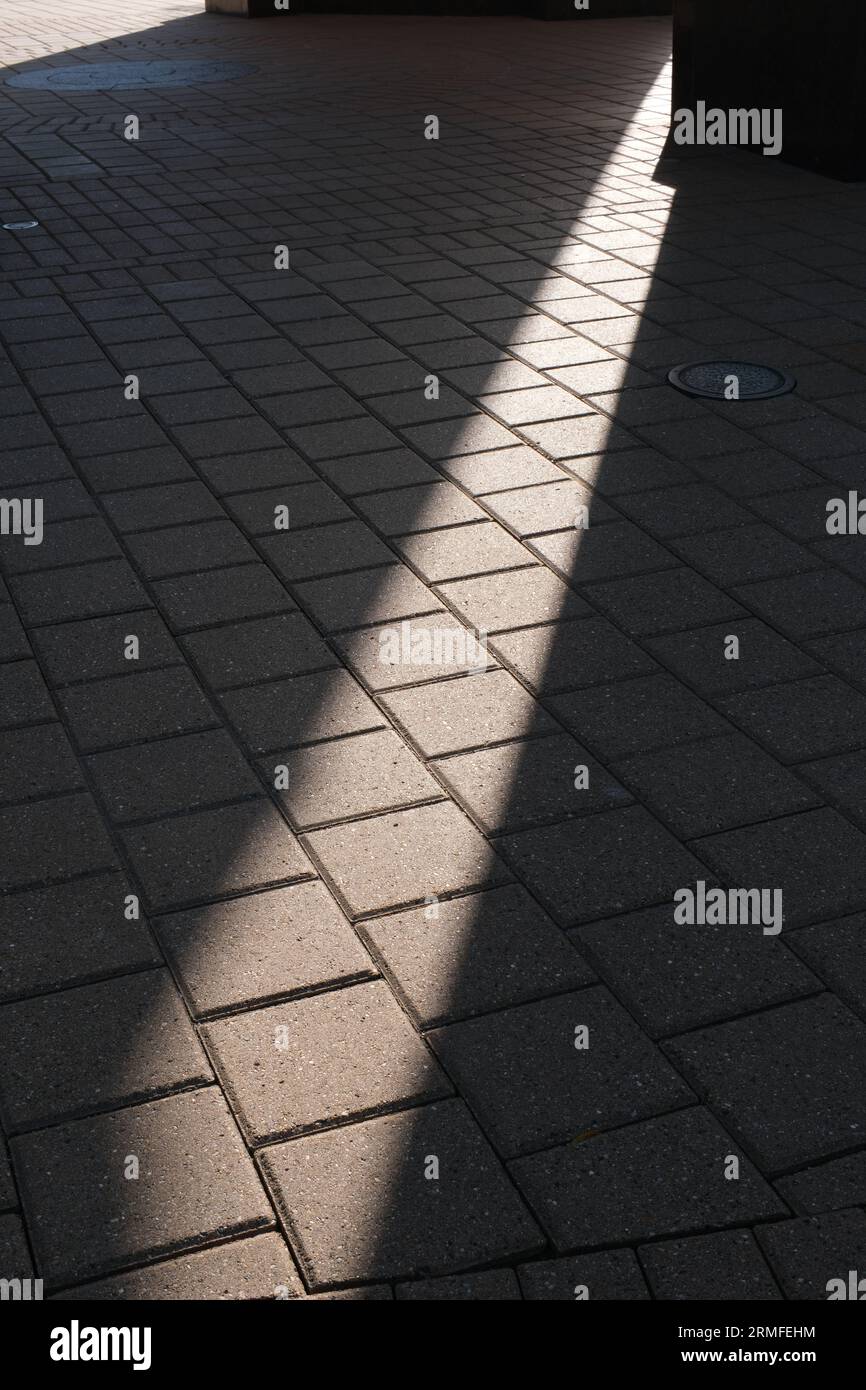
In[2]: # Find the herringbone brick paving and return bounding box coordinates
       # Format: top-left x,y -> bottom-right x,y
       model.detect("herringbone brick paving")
1,0 -> 866,1299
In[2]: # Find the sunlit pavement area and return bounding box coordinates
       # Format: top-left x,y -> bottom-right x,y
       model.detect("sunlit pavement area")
2,0 -> 866,1300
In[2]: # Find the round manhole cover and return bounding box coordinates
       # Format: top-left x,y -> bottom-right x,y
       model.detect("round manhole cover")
668,360 -> 796,401
5,61 -> 257,90
2,220 -> 39,230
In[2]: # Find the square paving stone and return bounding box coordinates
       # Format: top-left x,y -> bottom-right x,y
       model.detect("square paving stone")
0,516 -> 118,576
638,1230 -> 781,1301
437,567 -> 589,633
518,1250 -> 649,1301
509,1107 -> 785,1252
58,667 -> 217,752
775,1151 -> 866,1216
101,482 -> 222,533
198,449 -> 314,496
381,669 -> 552,758
258,1098 -> 542,1288
303,800 -> 509,919
0,660 -> 54,728
582,568 -> 744,637
203,980 -> 450,1145
499,805 -> 708,928
672,523 -> 818,587
86,729 -> 261,823
484,479 -> 615,537
262,519 -> 394,582
12,1088 -> 274,1287
334,614 -> 496,691
155,879 -> 374,1018
294,565 -> 438,633
0,968 -> 211,1133
575,902 -> 819,1038
791,913 -> 866,1021
353,482 -> 485,535
551,673 -> 728,761
717,669 -> 866,761
0,793 -> 116,892
734,569 -> 866,641
395,1269 -> 521,1300
183,612 -> 337,690
665,995 -> 866,1172
490,616 -> 657,695
614,483 -> 753,539
220,669 -> 385,753
755,1209 -> 866,1300
694,808 -> 866,927
266,727 -> 441,829
122,799 -> 312,913
58,1232 -> 303,1300
430,987 -> 692,1158
226,481 -> 352,535
0,872 -> 161,1004
126,520 -> 257,579
32,610 -> 180,683
359,883 -> 591,1028
613,732 -> 818,838
646,620 -> 822,698
153,565 -> 294,632
432,732 -> 631,834
392,522 -> 530,584
0,724 -> 84,804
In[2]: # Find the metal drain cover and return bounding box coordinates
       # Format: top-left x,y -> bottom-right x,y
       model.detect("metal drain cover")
2,220 -> 39,230
6,61 -> 256,91
669,359 -> 796,401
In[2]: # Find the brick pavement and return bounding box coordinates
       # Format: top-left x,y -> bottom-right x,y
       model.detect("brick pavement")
1,1 -> 866,1300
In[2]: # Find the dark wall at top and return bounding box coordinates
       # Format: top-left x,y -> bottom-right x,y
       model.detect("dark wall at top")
672,0 -> 866,180
244,1 -> 671,15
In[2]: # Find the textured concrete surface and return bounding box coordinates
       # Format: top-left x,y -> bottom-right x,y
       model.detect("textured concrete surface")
1,0 -> 866,1300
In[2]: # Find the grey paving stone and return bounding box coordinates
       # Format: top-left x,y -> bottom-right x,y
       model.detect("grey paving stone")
0,516 -> 119,576
0,724 -> 84,804
792,913 -> 866,1021
809,628 -> 866,687
499,805 -> 709,928
439,444 -> 561,495
0,968 -> 211,1133
220,668 -> 384,754
335,614 -> 496,691
0,1144 -> 14,1214
360,883 -> 590,1028
226,481 -> 352,536
582,568 -> 744,637
294,564 -> 438,633
528,520 -> 676,588
510,1108 -> 785,1252
58,1232 -> 304,1300
734,569 -> 866,641
32,610 -> 180,684
797,750 -> 866,829
204,980 -> 449,1145
0,871 -> 160,1005
483,479 -> 615,537
0,660 -> 54,729
12,1088 -> 274,1287
126,519 -> 257,579
490,616 -> 657,695
317,448 -> 438,495
518,1250 -> 650,1301
0,1214 -> 33,1280
86,729 -> 261,824
646,619 -> 822,698
613,732 -> 818,838
392,521 -> 531,584
183,612 -> 336,690
433,732 -> 631,834
155,879 -> 374,1019
551,673 -> 729,761
58,667 -> 217,752
396,1269 -> 521,1300
0,605 -> 31,663
775,1151 -> 866,1216
695,808 -> 866,928
353,482 -> 485,535
101,482 -> 222,533
0,793 -> 116,892
259,1098 -> 542,1288
122,798 -> 312,913
303,1285 -> 394,1300
756,1209 -> 866,1300
266,727 -> 441,829
198,449 -> 315,496
381,669 -> 551,758
638,1230 -> 781,1301
673,523 -> 818,588
262,519 -> 394,582
437,567 -> 589,633
575,903 -> 819,1038
666,995 -> 866,1172
153,565 -> 294,632
431,987 -> 692,1158
303,800 -> 509,919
